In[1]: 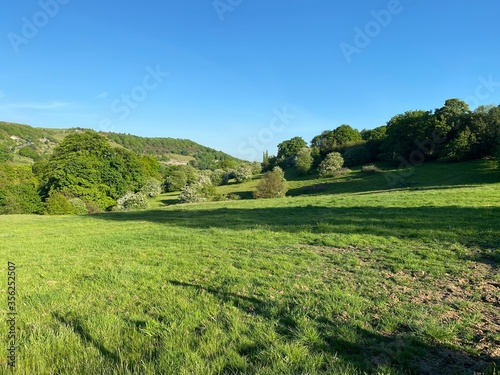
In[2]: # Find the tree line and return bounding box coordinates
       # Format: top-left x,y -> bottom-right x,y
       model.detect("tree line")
263,99 -> 500,174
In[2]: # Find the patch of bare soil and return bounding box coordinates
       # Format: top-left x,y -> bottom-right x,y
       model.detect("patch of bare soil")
310,245 -> 500,373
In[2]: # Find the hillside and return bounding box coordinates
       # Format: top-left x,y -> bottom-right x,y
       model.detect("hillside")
1,159 -> 498,374
0,121 -> 243,167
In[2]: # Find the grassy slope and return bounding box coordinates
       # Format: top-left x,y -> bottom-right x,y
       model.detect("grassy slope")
1,161 -> 499,374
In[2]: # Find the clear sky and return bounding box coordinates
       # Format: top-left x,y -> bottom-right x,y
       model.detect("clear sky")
1,1 -> 499,161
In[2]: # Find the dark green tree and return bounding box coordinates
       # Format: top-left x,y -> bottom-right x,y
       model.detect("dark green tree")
433,99 -> 471,160
277,137 -> 307,159
311,125 -> 361,157
332,124 -> 362,146
343,145 -> 371,167
40,131 -> 156,211
381,110 -> 435,162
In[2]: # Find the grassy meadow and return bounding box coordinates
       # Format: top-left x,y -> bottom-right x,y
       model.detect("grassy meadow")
1,160 -> 499,374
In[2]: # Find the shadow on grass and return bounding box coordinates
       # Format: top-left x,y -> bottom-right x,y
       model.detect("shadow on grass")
167,280 -> 499,374
93,205 -> 500,254
158,197 -> 178,206
286,160 -> 500,197
53,313 -> 120,364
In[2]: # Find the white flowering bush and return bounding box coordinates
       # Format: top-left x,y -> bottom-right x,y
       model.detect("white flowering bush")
140,177 -> 162,197
179,175 -> 220,203
234,165 -> 253,183
318,152 -> 344,177
117,192 -> 149,210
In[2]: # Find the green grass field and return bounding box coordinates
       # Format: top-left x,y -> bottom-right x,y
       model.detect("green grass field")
1,160 -> 499,374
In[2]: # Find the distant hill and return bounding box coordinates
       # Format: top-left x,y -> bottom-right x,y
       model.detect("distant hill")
0,121 -> 243,168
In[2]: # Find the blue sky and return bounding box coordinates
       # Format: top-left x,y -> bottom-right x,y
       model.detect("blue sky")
1,1 -> 500,161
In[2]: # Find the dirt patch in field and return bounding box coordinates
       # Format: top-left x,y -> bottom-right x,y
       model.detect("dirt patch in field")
307,245 -> 500,372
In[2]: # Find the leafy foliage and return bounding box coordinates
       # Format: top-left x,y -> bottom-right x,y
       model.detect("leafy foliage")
234,165 -> 253,183
343,145 -> 371,167
381,110 -> 435,163
140,178 -> 162,197
39,131 -> 158,211
361,126 -> 387,141
318,152 -> 344,177
295,148 -> 313,175
18,145 -> 42,161
0,144 -> 13,162
209,169 -> 226,187
116,192 -> 149,211
45,192 -> 78,215
68,197 -> 89,215
0,182 -> 43,214
0,164 -> 43,214
163,165 -> 198,192
311,125 -> 361,156
253,166 -> 288,199
250,161 -> 263,175
179,175 -> 220,203
277,137 -> 307,159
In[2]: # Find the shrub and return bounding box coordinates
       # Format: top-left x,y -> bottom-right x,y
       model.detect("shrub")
179,184 -> 205,203
0,144 -> 13,163
116,192 -> 149,211
0,183 -> 44,215
295,148 -> 313,175
253,166 -> 288,199
18,146 -> 41,161
179,175 -> 220,203
163,166 -> 198,192
226,193 -> 241,200
210,169 -> 225,186
234,165 -> 253,183
68,197 -> 89,215
164,171 -> 187,192
140,177 -> 162,197
45,192 -> 76,215
250,162 -> 263,175
318,152 -> 344,177
362,164 -> 381,174
343,145 -> 371,167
